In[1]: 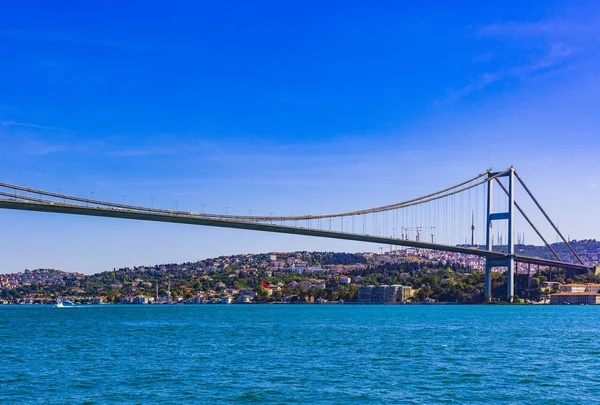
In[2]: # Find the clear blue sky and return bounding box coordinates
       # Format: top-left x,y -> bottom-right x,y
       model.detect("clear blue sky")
1,1 -> 599,274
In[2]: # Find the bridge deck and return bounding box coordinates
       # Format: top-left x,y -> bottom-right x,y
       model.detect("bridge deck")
0,199 -> 592,273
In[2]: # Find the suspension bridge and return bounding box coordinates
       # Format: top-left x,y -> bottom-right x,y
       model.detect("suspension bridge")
0,167 -> 595,301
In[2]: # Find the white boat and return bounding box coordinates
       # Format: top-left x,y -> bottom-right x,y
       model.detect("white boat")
55,296 -> 75,308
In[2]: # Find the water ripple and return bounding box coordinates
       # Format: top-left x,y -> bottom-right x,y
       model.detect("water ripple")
1,305 -> 600,404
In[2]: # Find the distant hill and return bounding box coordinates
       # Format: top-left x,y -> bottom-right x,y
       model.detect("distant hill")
465,239 -> 600,264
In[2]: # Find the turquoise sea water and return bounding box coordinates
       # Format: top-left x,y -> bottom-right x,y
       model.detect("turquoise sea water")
1,304 -> 599,404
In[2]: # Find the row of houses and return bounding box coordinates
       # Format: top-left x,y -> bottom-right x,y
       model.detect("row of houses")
3,296 -> 107,305
0,269 -> 83,289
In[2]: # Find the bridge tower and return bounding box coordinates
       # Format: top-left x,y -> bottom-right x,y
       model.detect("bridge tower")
484,168 -> 515,302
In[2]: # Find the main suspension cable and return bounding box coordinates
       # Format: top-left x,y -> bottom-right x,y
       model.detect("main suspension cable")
514,172 -> 584,265
494,178 -> 561,262
0,169 -> 508,222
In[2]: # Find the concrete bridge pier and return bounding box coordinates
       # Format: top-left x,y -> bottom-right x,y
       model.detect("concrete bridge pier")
485,257 -> 515,302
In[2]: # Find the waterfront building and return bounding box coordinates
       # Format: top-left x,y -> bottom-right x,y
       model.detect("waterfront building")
397,285 -> 413,301
235,295 -> 252,303
185,296 -> 206,304
560,284 -> 600,293
358,285 -> 412,303
550,292 -> 600,305
373,285 -> 397,303
132,296 -> 154,304
550,283 -> 600,304
358,285 -> 374,302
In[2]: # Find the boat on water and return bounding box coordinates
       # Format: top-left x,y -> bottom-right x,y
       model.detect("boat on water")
55,296 -> 75,308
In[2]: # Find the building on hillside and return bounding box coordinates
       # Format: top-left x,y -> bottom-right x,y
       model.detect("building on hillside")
339,277 -> 351,285
540,281 -> 562,291
306,265 -> 323,273
239,288 -> 255,297
289,266 -> 305,274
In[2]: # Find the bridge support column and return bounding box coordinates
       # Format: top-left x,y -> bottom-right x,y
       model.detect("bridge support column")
484,261 -> 492,301
507,257 -> 515,301
506,169 -> 515,302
